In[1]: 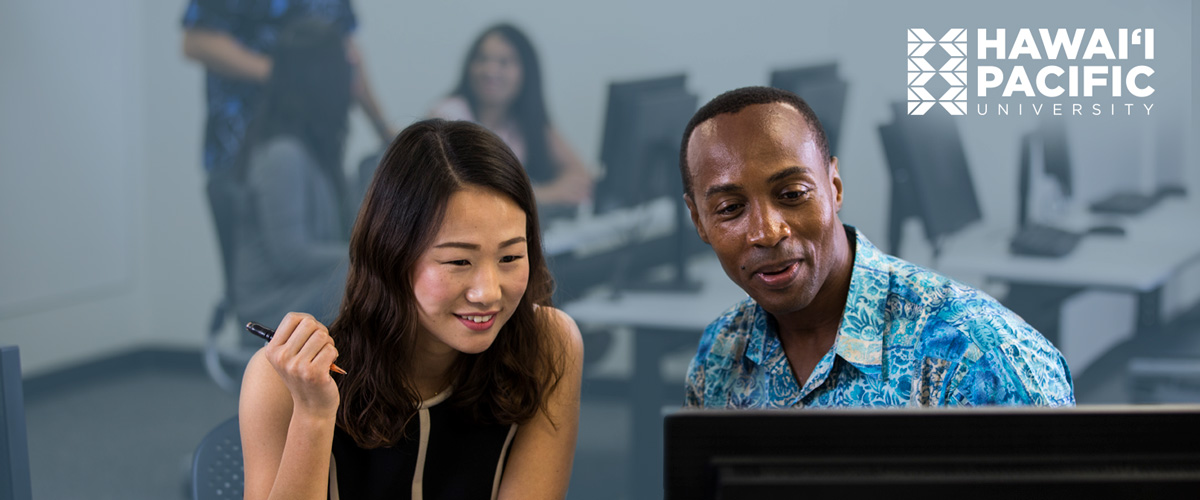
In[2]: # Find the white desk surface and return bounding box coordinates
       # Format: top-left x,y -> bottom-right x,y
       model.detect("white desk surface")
938,198 -> 1200,292
542,197 -> 676,258
562,255 -> 747,332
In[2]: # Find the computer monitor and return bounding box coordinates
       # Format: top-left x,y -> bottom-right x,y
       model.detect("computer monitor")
1017,121 -> 1074,227
1,346 -> 33,500
769,63 -> 849,157
879,103 -> 983,258
664,407 -> 1200,499
593,74 -> 701,291
595,74 -> 692,214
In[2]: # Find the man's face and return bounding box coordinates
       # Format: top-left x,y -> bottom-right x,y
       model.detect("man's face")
684,102 -> 844,316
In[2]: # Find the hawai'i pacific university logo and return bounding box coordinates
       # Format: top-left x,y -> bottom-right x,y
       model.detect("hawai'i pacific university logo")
907,28 -> 968,115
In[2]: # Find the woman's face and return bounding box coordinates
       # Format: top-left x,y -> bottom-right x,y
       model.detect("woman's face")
468,33 -> 523,110
411,186 -> 530,356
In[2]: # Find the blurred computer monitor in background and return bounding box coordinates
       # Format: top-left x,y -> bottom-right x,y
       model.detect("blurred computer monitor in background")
879,102 -> 983,259
769,62 -> 848,158
591,74 -> 701,292
664,407 -> 1200,500
595,74 -> 693,214
1017,121 -> 1074,228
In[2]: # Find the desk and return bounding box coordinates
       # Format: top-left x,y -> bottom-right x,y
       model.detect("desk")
563,256 -> 745,500
937,198 -> 1200,366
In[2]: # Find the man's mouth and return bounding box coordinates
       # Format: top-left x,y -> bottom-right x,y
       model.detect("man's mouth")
751,260 -> 802,288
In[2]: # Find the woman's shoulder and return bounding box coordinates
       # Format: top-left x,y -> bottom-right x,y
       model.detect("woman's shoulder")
428,95 -> 474,122
535,305 -> 584,358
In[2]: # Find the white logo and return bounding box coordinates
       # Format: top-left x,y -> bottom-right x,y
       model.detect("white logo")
907,28 -> 968,115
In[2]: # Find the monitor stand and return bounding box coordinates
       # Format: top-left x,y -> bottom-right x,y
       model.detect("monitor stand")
609,199 -> 702,298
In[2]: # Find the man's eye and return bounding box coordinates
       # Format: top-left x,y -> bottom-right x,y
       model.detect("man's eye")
782,189 -> 809,200
717,203 -> 743,215
500,255 -> 525,263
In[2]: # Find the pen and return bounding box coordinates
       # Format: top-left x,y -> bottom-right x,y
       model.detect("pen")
245,321 -> 348,375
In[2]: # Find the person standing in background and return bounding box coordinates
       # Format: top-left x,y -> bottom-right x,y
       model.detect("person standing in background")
233,18 -> 354,331
430,23 -> 595,208
181,0 -> 394,175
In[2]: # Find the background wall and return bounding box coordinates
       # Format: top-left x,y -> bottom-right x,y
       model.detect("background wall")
1,0 -> 1195,376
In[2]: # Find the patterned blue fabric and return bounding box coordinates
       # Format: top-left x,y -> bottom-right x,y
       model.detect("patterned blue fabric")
181,0 -> 357,171
685,227 -> 1075,408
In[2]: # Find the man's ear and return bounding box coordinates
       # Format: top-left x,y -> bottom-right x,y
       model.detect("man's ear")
684,193 -> 710,245
829,156 -> 843,212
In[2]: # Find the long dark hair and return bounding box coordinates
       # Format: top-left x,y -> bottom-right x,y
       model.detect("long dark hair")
240,17 -> 352,194
331,119 -> 562,448
451,23 -> 555,183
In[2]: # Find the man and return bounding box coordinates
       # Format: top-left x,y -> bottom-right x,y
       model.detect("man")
181,0 -> 393,174
681,87 -> 1073,408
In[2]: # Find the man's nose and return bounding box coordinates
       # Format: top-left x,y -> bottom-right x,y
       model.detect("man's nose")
746,203 -> 790,248
465,264 -> 502,306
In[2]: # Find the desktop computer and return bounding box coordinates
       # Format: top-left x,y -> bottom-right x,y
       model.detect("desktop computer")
879,102 -> 982,259
665,407 -> 1200,499
769,62 -> 849,157
589,74 -> 702,293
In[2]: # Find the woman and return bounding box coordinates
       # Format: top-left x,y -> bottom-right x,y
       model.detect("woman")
430,23 -> 595,206
239,119 -> 584,499
233,18 -> 353,330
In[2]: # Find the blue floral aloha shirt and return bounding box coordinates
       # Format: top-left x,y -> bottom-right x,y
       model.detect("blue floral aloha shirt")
685,227 -> 1075,408
181,0 -> 357,172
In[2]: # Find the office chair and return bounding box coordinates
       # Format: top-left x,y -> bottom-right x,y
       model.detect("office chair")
1,346 -> 33,500
203,170 -> 257,393
191,416 -> 243,500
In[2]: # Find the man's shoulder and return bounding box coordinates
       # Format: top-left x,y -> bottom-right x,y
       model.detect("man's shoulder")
696,296 -> 758,358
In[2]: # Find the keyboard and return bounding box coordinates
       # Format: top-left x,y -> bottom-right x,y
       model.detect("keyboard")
1009,224 -> 1082,257
1090,192 -> 1158,215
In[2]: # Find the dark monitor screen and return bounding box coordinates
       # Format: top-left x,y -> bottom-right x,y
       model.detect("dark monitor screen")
1017,122 -> 1074,227
595,74 -> 696,214
769,63 -> 848,156
1,346 -> 32,500
880,104 -> 982,253
664,407 -> 1200,500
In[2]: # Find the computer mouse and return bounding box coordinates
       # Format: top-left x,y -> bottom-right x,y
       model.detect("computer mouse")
1087,225 -> 1126,236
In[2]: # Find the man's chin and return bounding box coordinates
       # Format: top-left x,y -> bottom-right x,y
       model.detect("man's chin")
747,287 -> 815,317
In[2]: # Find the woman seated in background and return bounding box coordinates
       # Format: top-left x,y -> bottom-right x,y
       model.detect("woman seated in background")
430,23 -> 595,207
239,119 -> 584,499
233,18 -> 353,330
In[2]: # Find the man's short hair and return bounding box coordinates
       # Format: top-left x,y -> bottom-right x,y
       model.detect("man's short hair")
678,86 -> 831,198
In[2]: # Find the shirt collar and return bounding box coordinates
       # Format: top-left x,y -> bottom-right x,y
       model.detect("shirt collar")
834,226 -> 888,378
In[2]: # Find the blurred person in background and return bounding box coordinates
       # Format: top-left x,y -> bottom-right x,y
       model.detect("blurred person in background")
232,18 -> 354,330
430,23 -> 595,209
182,0 -> 393,175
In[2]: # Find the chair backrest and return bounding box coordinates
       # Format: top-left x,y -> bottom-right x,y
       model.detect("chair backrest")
0,346 -> 32,500
191,416 -> 243,500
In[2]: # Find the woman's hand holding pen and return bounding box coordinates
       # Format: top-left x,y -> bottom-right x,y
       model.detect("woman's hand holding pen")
264,312 -> 341,419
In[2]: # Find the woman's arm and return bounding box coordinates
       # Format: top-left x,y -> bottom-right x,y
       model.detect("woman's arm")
182,28 -> 271,83
535,128 -> 595,205
240,313 -> 342,500
496,307 -> 585,500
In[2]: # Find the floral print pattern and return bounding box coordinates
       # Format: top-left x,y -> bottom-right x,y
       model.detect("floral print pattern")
685,227 -> 1075,409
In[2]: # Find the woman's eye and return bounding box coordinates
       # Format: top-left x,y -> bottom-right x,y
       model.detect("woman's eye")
500,255 -> 525,264
445,260 -> 470,266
